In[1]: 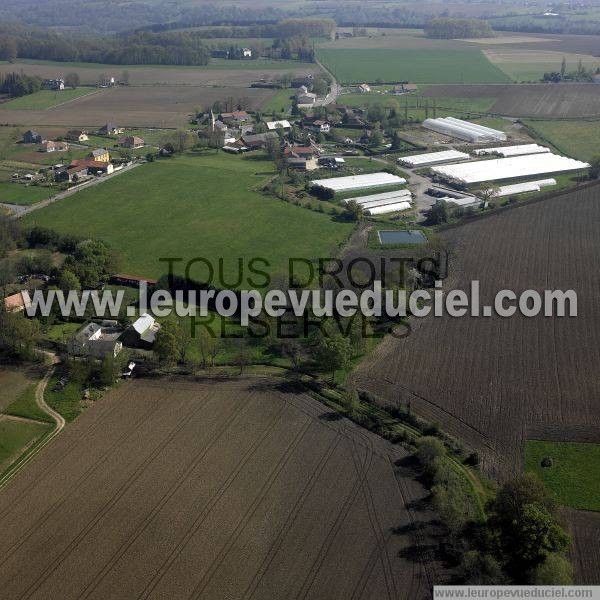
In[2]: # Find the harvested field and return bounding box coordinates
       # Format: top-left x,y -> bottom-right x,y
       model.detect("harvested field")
351,184 -> 600,481
422,84 -> 600,118
0,377 -> 445,599
0,60 -> 317,87
0,86 -> 276,128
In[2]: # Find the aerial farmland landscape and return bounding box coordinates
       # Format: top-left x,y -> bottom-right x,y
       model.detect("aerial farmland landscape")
0,0 -> 599,598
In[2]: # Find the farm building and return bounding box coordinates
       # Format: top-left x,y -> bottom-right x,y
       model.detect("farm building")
22,130 -> 42,144
398,149 -> 471,167
99,123 -> 123,135
284,146 -> 317,159
110,274 -> 158,287
442,196 -> 481,208
121,313 -> 161,350
266,120 -> 291,131
239,132 -> 278,149
119,136 -> 145,149
431,154 -> 588,184
3,291 -> 31,313
43,78 -> 65,91
311,172 -> 406,193
67,321 -> 123,359
474,144 -> 550,158
297,92 -> 317,105
318,156 -> 345,167
286,157 -> 317,171
39,141 -> 69,153
304,119 -> 330,133
55,165 -> 89,183
67,130 -> 89,142
492,179 -> 556,197
357,84 -> 371,93
90,149 -> 110,162
423,117 -> 507,143
220,111 -> 250,124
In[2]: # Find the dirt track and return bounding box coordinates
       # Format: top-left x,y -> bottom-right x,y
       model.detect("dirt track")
0,377 -> 445,599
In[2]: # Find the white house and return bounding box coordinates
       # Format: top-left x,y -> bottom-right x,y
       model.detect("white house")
266,120 -> 291,131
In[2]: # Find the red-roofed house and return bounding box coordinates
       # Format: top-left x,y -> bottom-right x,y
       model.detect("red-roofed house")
3,292 -> 31,313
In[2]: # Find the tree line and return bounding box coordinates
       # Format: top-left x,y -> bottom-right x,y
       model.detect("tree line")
0,20 -> 329,67
0,71 -> 43,98
424,18 -> 494,39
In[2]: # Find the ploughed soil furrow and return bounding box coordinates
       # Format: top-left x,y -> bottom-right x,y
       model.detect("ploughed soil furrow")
351,185 -> 600,583
0,378 -> 442,600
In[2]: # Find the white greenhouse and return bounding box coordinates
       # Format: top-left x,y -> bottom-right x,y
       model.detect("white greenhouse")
366,201 -> 412,215
474,144 -> 550,158
422,117 -> 507,143
344,189 -> 412,206
398,150 -> 471,167
310,172 -> 406,193
431,154 -> 588,184
492,178 -> 557,197
441,196 -> 481,207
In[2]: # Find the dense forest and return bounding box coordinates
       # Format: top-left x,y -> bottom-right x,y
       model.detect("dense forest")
424,19 -> 495,39
0,18 -> 332,67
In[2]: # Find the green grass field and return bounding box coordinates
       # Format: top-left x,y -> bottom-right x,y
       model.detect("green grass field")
0,419 -> 52,474
524,119 -> 600,161
0,182 -> 54,205
23,152 -> 354,285
45,374 -> 86,423
317,48 -> 511,85
261,89 -> 294,114
0,87 -> 97,110
4,384 -> 53,423
525,440 -> 600,511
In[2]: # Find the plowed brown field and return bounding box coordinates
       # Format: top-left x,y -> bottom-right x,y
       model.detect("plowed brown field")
352,185 -> 600,478
352,186 -> 600,583
0,86 -> 276,129
0,377 -> 444,600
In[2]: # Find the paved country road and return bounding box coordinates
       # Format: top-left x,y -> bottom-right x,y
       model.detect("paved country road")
315,57 -> 341,106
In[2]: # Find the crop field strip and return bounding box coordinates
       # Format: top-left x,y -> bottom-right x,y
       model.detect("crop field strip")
0,378 -> 438,599
0,60 -> 317,87
351,185 -> 600,583
316,48 -> 511,85
0,86 -> 277,129
421,84 -> 600,118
